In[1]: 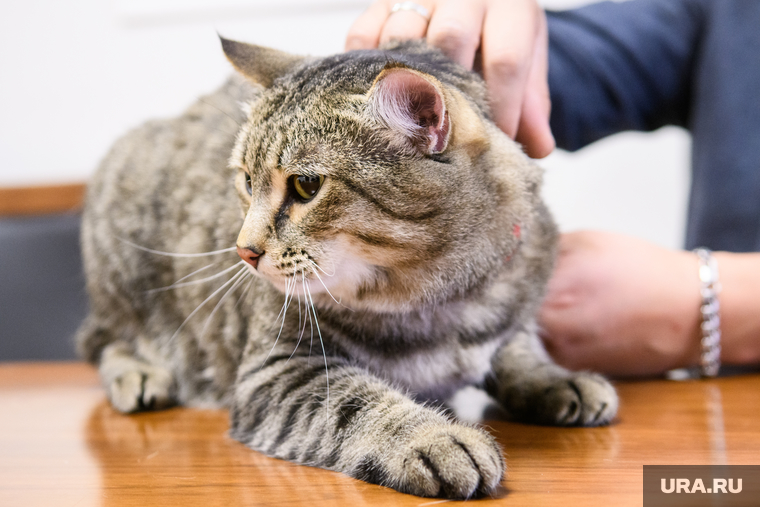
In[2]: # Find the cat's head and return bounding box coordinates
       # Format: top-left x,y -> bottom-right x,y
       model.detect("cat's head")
222,37 -> 540,311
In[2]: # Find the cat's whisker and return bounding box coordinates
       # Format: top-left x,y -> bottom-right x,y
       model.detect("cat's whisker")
208,126 -> 240,138
234,277 -> 255,312
170,262 -> 218,284
287,268 -> 306,364
272,273 -> 295,326
261,271 -> 297,368
304,278 -> 329,413
305,260 -> 351,311
306,258 -> 335,277
168,264 -> 248,345
296,279 -> 302,338
117,237 -> 238,258
324,256 -> 340,278
278,274 -> 296,330
301,273 -> 314,363
199,268 -> 250,339
198,97 -> 243,127
147,262 -> 242,293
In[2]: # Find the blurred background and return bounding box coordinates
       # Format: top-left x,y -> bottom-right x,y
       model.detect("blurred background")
0,0 -> 690,360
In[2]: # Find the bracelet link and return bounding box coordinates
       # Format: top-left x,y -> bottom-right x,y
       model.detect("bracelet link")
694,248 -> 721,378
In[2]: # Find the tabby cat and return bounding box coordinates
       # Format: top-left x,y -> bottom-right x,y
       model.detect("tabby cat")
77,37 -> 618,499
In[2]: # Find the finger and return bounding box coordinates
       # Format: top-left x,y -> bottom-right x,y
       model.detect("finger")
481,0 -> 541,138
426,0 -> 486,70
379,1 -> 434,45
346,1 -> 392,50
515,10 -> 554,158
517,91 -> 555,158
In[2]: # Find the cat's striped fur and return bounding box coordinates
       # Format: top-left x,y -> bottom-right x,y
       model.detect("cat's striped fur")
77,39 -> 618,499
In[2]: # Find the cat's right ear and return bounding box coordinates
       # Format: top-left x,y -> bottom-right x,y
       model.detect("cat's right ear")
220,36 -> 304,88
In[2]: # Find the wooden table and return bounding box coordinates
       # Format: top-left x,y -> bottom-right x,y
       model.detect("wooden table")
1,363 -> 758,506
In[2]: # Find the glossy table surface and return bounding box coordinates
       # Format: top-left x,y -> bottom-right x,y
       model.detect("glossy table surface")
1,363 -> 759,507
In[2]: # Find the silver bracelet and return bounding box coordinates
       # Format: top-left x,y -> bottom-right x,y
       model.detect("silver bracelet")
666,248 -> 722,381
695,247 -> 721,377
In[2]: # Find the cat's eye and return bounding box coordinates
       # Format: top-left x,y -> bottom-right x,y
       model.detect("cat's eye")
291,174 -> 324,201
244,173 -> 253,196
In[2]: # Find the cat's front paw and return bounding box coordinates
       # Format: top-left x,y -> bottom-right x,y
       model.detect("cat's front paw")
106,367 -> 175,413
536,372 -> 618,426
393,424 -> 504,499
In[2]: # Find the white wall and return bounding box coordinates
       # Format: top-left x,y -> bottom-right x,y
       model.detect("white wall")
0,0 -> 371,187
0,0 -> 691,249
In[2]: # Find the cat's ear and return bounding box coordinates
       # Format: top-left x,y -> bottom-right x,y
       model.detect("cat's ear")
220,36 -> 304,88
368,65 -> 450,154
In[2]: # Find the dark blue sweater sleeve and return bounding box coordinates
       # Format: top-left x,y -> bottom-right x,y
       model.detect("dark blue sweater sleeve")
547,0 -> 705,151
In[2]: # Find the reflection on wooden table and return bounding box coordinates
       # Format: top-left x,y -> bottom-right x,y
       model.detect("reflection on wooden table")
1,363 -> 758,506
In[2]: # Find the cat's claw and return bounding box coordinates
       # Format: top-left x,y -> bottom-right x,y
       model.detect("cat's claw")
107,368 -> 175,413
398,424 -> 504,499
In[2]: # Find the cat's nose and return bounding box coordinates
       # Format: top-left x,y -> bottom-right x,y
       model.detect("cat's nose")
237,246 -> 263,269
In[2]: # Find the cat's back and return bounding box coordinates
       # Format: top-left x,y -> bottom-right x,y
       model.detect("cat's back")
83,75 -> 254,260
78,75 -> 259,381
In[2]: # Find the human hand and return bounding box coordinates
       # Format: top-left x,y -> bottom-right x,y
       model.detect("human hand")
539,231 -> 703,377
346,0 -> 555,158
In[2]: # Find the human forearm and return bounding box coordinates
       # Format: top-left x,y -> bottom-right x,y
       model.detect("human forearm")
712,252 -> 760,367
538,232 -> 760,379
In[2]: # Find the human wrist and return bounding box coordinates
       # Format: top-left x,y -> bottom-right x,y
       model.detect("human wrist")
663,249 -> 716,379
669,249 -> 704,370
